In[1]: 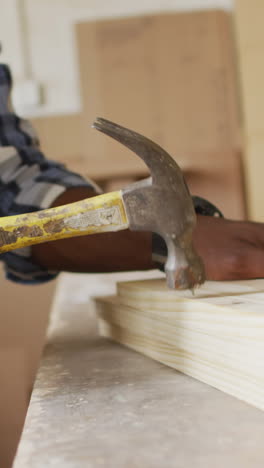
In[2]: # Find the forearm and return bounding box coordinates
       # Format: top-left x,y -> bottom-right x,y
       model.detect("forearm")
32,187 -> 154,273
32,186 -> 264,281
192,214 -> 264,280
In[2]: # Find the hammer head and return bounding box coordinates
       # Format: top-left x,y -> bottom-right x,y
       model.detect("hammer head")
92,118 -> 205,290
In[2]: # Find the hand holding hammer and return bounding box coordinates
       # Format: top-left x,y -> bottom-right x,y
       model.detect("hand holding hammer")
0,118 -> 205,290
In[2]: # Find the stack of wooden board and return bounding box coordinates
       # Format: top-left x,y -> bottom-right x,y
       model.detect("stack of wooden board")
96,278 -> 264,410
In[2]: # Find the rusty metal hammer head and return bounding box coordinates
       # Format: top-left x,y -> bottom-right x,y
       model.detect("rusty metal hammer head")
92,117 -> 205,290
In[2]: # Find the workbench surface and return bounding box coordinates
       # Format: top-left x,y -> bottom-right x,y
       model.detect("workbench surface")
14,272 -> 264,468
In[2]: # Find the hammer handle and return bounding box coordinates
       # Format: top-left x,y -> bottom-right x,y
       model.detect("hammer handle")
0,191 -> 129,254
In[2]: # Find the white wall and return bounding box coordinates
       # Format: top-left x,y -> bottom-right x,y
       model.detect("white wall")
0,0 -> 26,78
0,0 -> 234,116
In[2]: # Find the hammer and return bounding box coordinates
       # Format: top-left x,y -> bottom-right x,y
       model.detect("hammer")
0,118 -> 205,290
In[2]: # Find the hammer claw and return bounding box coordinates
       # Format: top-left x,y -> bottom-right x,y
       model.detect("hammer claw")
92,118 -> 180,184
92,117 -> 205,290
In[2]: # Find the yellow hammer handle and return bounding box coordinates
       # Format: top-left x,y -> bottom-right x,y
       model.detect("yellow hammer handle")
0,191 -> 129,254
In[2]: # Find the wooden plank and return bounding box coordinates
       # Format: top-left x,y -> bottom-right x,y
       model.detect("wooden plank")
96,278 -> 264,410
152,10 -> 240,154
234,0 -> 264,220
0,267 -> 56,467
0,349 -> 27,468
241,135 -> 264,221
74,10 -> 245,217
76,15 -> 155,177
13,273 -> 264,468
76,11 -> 241,164
29,11 -> 246,218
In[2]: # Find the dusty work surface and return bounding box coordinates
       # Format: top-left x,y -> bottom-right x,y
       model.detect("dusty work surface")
14,273 -> 264,468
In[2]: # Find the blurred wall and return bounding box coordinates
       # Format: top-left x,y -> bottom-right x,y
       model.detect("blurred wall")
1,0 -> 233,117
234,0 -> 264,221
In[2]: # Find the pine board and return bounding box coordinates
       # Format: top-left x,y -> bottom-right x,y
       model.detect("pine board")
95,279 -> 264,410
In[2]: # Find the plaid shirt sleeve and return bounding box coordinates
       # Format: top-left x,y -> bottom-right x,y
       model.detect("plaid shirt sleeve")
0,64 -> 100,284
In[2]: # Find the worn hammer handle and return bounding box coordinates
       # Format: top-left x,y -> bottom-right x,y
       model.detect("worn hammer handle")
0,191 -> 129,254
